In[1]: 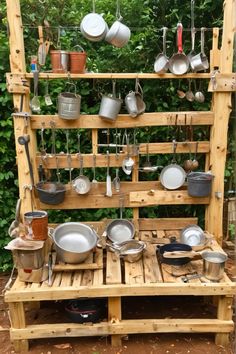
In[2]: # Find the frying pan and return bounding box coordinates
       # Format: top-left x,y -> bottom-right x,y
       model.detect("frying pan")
157,238 -> 192,266
169,22 -> 189,75
159,140 -> 186,190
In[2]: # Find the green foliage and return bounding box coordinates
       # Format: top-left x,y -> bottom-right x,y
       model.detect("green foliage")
0,0 -> 233,271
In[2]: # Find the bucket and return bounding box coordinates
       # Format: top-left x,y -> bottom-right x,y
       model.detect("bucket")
187,172 -> 214,197
70,45 -> 87,73
58,82 -> 81,120
24,210 -> 48,240
50,50 -> 69,73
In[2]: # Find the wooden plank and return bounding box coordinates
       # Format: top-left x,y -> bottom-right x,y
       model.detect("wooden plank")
8,301 -> 29,352
124,259 -> 144,284
60,272 -> 72,287
143,243 -> 163,283
30,112 -> 214,129
130,190 -> 209,207
35,141 -> 209,170
9,318 -> 234,340
106,251 -> 122,284
72,271 -> 83,287
108,297 -> 122,346
5,281 -> 236,302
26,72 -> 211,80
208,73 -> 236,92
80,252 -> 94,286
93,248 -> 104,285
139,218 -> 198,231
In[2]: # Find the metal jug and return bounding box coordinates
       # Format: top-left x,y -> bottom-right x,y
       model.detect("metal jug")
58,82 -> 81,120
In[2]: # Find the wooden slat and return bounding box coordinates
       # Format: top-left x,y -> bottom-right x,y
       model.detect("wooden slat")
9,318 -> 234,340
30,112 -> 214,129
139,218 -> 198,231
26,72 -> 212,80
35,141 -> 209,169
72,271 -> 83,287
80,252 -> 94,286
130,190 -> 209,207
60,272 -> 72,287
143,243 -> 163,283
93,248 -> 104,285
106,251 -> 122,284
124,258 -> 144,284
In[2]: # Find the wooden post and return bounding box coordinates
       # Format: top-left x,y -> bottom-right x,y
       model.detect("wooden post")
8,302 -> 29,352
108,297 -> 122,346
215,295 -> 234,345
206,0 -> 235,243
6,0 -> 39,215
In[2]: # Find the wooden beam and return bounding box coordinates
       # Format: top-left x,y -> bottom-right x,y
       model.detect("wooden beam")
10,319 -> 234,340
25,72 -> 212,80
30,112 -> 214,129
206,0 -> 235,243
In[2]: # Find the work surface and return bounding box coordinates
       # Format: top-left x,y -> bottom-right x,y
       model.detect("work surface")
5,229 -> 235,303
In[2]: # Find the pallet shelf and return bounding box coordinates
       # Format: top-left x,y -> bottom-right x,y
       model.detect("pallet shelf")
5,0 -> 235,351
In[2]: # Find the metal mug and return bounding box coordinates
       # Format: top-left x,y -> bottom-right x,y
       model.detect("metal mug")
24,210 -> 48,241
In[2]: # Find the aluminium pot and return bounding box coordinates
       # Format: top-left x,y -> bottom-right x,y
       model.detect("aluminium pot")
187,172 -> 214,197
50,222 -> 98,264
202,251 -> 227,281
109,240 -> 146,263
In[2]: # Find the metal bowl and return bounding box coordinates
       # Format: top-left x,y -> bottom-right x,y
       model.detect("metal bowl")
36,182 -> 66,205
180,224 -> 205,246
52,222 -> 98,264
106,219 -> 135,243
114,240 -> 146,263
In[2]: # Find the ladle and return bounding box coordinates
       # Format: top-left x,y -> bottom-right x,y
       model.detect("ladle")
143,142 -> 152,170
192,141 -> 199,170
92,154 -> 98,184
185,79 -> 195,102
106,150 -> 112,197
194,81 -> 205,103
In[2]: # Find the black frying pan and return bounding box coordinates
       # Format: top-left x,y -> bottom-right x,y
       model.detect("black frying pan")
157,237 -> 192,265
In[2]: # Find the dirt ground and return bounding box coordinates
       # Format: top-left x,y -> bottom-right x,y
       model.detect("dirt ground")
0,257 -> 235,354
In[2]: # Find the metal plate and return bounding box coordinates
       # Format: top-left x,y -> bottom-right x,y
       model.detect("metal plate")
160,164 -> 186,190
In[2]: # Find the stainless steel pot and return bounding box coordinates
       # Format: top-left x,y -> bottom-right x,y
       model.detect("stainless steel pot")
50,222 -> 98,264
202,251 -> 227,282
180,224 -> 205,246
109,240 -> 146,263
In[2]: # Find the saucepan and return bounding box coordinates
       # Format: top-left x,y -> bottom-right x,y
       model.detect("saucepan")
190,27 -> 209,72
169,22 -> 189,75
106,219 -> 135,243
99,80 -> 122,121
108,240 -> 146,263
80,0 -> 108,42
49,222 -> 98,264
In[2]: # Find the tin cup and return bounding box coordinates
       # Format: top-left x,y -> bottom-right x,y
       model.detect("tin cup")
24,210 -> 48,241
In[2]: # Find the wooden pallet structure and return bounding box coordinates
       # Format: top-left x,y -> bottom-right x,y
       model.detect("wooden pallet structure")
4,0 -> 236,352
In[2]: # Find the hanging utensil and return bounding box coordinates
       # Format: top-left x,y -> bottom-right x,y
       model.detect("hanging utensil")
44,80 -> 53,106
154,27 -> 169,73
65,130 -> 72,185
73,135 -> 91,195
30,71 -> 41,113
192,141 -> 199,170
122,132 -> 134,175
194,80 -> 205,103
190,27 -> 209,72
18,135 -> 35,186
188,0 -> 197,66
183,142 -> 193,172
106,150 -> 112,197
185,79 -> 195,102
113,168 -> 121,192
169,22 -> 189,75
38,25 -> 47,66
92,154 -> 98,184
143,142 -> 152,170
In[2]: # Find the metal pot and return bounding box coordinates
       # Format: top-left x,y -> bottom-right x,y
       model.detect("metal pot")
50,222 -> 98,264
80,10 -> 108,42
187,172 -> 214,197
36,181 -> 66,205
106,219 -> 135,243
109,240 -> 146,263
58,82 -> 81,120
190,27 -> 209,72
99,80 -> 122,121
202,251 -> 227,281
105,20 -> 131,48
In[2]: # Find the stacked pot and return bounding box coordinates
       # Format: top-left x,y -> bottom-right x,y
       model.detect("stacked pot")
50,45 -> 87,74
